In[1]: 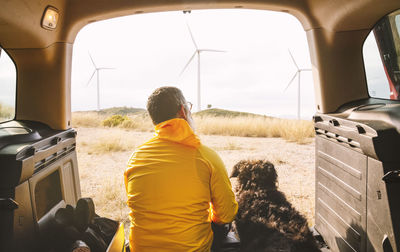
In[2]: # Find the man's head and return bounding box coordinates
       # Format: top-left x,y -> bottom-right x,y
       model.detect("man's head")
147,86 -> 194,128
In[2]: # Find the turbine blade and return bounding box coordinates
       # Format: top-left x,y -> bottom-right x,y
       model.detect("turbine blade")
199,49 -> 226,53
98,67 -> 115,70
88,52 -> 97,68
284,72 -> 298,91
86,70 -> 96,86
186,22 -> 198,50
288,49 -> 299,70
179,51 -> 197,76
300,68 -> 312,71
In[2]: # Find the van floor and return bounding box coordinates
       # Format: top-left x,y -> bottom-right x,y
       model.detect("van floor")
74,127 -> 315,238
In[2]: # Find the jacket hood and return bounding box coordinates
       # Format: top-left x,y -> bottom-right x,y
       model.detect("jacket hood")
155,118 -> 201,148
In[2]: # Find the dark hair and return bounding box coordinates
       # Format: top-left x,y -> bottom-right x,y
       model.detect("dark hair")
146,86 -> 186,125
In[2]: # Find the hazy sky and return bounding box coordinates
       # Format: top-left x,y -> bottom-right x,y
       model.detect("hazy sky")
71,9 -> 316,119
363,32 -> 391,98
0,51 -> 16,107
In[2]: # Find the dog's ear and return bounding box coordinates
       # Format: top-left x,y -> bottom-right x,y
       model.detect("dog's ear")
230,162 -> 241,178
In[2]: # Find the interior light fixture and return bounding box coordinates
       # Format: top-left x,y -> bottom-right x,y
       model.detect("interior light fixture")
41,6 -> 59,30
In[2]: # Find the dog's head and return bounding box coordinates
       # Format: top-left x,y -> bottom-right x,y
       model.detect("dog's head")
231,160 -> 278,191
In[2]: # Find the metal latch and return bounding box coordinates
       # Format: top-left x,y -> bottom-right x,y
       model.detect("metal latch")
0,198 -> 19,210
382,170 -> 400,183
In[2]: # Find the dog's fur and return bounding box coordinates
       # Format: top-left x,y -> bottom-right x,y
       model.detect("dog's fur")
231,160 -> 320,252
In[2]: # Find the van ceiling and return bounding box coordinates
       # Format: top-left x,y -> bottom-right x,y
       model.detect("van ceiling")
1,0 -> 400,49
1,0 -> 400,129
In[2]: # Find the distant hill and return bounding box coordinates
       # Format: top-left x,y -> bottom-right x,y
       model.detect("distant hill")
74,107 -> 272,119
194,108 -> 269,118
75,107 -> 146,115
99,107 -> 146,115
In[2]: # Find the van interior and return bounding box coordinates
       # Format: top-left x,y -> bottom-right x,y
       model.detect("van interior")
1,1 -> 400,252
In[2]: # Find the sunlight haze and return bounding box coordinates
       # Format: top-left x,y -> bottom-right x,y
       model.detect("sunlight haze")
71,9 -> 316,119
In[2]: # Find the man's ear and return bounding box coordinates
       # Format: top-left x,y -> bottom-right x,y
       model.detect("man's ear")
177,105 -> 187,120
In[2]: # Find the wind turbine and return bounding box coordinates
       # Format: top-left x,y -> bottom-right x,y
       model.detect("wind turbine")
284,50 -> 312,120
86,52 -> 114,111
180,23 -> 225,111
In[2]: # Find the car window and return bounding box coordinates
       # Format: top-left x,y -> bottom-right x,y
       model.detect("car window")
0,48 -> 16,122
396,15 -> 400,37
363,9 -> 400,100
72,10 -> 315,119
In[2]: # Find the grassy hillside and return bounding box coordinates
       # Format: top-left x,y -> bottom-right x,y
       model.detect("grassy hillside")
72,107 -> 314,144
194,108 -> 266,118
75,107 -> 263,118
99,107 -> 146,115
74,106 -> 146,115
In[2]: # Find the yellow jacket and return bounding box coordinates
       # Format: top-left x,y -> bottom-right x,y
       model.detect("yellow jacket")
124,118 -> 238,252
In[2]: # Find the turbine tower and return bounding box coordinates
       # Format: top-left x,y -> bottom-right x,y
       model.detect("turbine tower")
284,50 -> 312,120
180,23 -> 225,112
86,52 -> 114,111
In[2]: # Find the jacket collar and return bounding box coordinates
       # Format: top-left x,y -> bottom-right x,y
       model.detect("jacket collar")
154,118 -> 201,148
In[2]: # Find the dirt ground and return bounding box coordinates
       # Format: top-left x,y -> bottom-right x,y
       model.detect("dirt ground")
75,127 -> 316,234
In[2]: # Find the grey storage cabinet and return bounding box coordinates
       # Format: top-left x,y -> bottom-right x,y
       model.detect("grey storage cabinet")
314,103 -> 400,252
0,120 -> 80,251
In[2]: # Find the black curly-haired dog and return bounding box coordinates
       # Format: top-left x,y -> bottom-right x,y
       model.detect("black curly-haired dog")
231,160 -> 320,252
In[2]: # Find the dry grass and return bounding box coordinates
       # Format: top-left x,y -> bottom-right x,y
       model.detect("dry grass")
87,135 -> 135,154
119,114 -> 153,131
274,119 -> 315,144
72,112 -> 314,144
102,115 -> 131,127
72,112 -> 106,127
214,141 -> 245,151
79,165 -> 129,226
0,103 -> 14,121
72,112 -> 154,132
194,116 -> 315,144
76,128 -> 148,229
91,176 -> 128,224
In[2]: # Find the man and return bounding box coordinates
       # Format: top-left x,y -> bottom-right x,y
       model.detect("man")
124,86 -> 238,252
